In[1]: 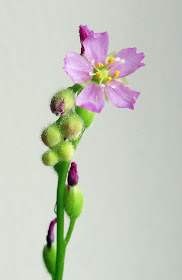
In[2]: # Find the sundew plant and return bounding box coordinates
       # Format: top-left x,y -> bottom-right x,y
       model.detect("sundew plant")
41,25 -> 145,280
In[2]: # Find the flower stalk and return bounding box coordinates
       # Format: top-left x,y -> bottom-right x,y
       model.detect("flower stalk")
55,161 -> 70,280
54,129 -> 84,280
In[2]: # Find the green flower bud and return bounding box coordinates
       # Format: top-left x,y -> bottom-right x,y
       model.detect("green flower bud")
41,125 -> 62,148
57,141 -> 74,162
61,114 -> 84,140
43,243 -> 56,278
75,106 -> 95,128
64,184 -> 83,219
51,89 -> 75,116
42,151 -> 59,166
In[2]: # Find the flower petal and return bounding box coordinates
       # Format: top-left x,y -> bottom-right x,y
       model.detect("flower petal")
76,82 -> 105,113
105,80 -> 140,110
108,48 -> 145,78
79,25 -> 92,54
63,52 -> 92,83
83,32 -> 109,65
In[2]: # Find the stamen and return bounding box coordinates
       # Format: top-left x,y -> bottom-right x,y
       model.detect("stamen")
108,57 -> 115,63
96,71 -> 102,79
95,95 -> 98,100
114,70 -> 120,78
115,57 -> 125,63
89,72 -> 96,76
91,59 -> 95,65
97,63 -> 104,68
100,84 -> 105,88
115,57 -> 121,62
106,77 -> 112,83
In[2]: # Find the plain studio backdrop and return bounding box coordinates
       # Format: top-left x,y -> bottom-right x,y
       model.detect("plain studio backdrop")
0,0 -> 181,279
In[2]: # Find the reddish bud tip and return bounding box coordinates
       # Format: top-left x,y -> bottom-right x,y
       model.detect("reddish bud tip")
68,162 -> 79,186
46,218 -> 57,248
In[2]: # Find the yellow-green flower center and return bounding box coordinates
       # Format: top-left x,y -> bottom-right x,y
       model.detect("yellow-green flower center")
91,58 -> 121,85
92,67 -> 109,84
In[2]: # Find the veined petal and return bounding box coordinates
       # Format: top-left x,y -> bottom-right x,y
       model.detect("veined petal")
63,52 -> 92,83
108,48 -> 145,78
76,82 -> 105,113
83,32 -> 109,65
105,80 -> 140,110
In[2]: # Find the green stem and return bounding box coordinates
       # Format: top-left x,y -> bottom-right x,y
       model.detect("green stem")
54,121 -> 85,280
64,218 -> 76,247
55,161 -> 70,280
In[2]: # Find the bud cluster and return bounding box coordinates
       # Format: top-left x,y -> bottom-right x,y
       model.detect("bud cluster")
41,87 -> 95,166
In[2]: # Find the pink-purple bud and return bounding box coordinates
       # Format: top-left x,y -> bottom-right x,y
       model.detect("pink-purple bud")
51,98 -> 64,116
50,89 -> 75,116
68,162 -> 79,187
46,218 -> 57,248
79,25 -> 91,54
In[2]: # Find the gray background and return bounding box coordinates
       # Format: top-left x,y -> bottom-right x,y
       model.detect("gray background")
0,0 -> 182,279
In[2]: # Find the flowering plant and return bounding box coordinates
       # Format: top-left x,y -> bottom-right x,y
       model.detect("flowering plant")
41,25 -> 145,280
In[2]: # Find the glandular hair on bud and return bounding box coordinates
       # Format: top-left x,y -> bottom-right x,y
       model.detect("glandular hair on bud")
50,89 -> 75,116
41,125 -> 62,148
43,243 -> 56,278
64,184 -> 83,219
75,106 -> 95,128
61,113 -> 84,140
57,141 -> 74,162
42,150 -> 59,166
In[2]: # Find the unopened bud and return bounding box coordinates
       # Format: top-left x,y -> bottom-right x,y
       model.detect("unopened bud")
46,218 -> 57,248
43,243 -> 56,278
75,106 -> 95,128
64,184 -> 83,219
50,89 -> 75,116
41,125 -> 62,148
57,141 -> 74,162
68,162 -> 79,186
42,151 -> 59,166
61,113 -> 84,140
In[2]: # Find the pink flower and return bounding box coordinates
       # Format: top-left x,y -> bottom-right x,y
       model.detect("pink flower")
63,26 -> 145,113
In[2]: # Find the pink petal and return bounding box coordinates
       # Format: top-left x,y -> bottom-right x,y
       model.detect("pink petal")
108,48 -> 145,78
63,52 -> 92,83
76,82 -> 105,113
105,80 -> 140,110
79,25 -> 92,54
83,32 -> 109,65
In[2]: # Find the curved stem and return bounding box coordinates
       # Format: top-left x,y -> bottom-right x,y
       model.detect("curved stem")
64,218 -> 76,247
55,161 -> 70,280
54,126 -> 85,280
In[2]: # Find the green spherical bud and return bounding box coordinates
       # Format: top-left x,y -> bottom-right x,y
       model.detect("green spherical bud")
51,89 -> 75,116
41,125 -> 62,148
42,151 -> 59,166
57,141 -> 74,162
62,114 -> 84,140
43,243 -> 56,278
64,184 -> 83,219
75,106 -> 95,128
